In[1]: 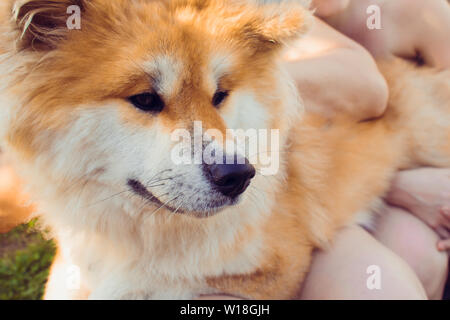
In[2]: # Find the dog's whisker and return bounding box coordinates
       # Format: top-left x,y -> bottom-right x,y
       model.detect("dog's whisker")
83,189 -> 132,208
135,191 -> 171,213
172,202 -> 184,215
144,169 -> 173,186
145,174 -> 185,187
145,183 -> 166,188
149,195 -> 180,216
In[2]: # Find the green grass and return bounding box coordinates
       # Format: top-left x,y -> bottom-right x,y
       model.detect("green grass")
0,220 -> 55,300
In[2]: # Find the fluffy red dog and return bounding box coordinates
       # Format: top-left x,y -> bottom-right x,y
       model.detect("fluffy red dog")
0,0 -> 449,299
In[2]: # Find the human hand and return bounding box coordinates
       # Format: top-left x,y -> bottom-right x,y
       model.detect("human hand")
385,168 -> 450,252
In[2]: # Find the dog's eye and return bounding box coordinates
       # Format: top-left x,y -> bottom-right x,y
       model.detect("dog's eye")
128,92 -> 164,113
212,90 -> 229,107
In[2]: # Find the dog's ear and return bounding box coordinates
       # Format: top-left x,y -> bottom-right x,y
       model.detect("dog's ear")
230,0 -> 312,54
11,0 -> 85,50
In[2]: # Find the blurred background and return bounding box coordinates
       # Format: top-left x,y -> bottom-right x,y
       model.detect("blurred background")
0,151 -> 55,299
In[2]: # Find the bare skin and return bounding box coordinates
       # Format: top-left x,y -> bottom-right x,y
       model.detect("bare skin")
385,169 -> 450,245
374,206 -> 449,300
299,226 -> 428,300
322,0 -> 450,68
283,16 -> 388,120
381,169 -> 449,297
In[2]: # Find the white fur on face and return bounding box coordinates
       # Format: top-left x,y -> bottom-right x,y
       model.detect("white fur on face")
142,55 -> 182,97
208,52 -> 234,91
222,90 -> 269,130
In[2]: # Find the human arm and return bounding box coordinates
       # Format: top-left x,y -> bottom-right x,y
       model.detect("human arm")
283,17 -> 388,120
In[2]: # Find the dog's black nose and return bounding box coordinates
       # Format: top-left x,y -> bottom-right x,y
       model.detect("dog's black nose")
206,160 -> 256,198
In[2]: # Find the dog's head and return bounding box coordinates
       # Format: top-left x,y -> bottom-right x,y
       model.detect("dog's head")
1,0 -> 310,218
